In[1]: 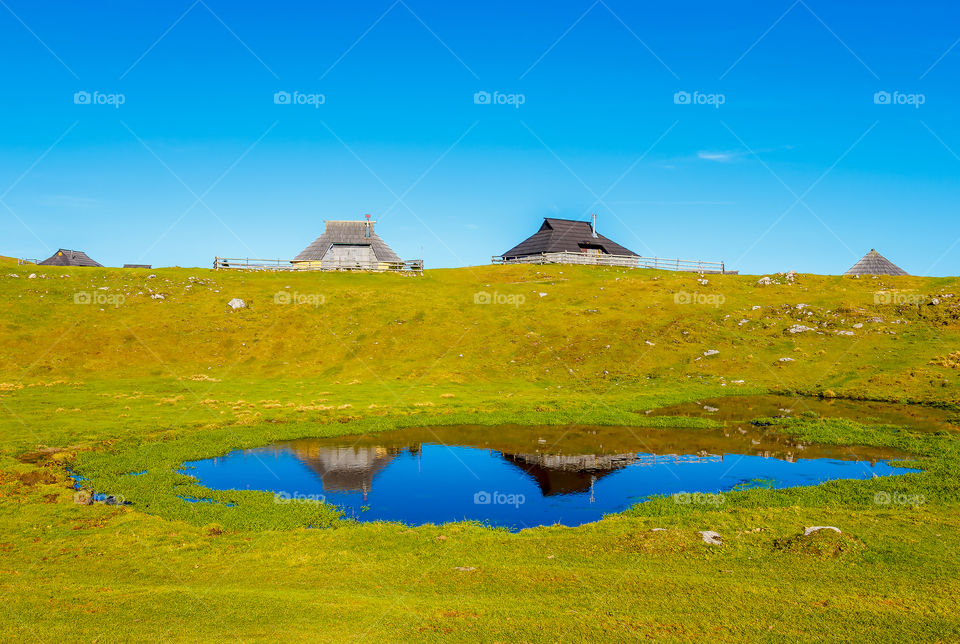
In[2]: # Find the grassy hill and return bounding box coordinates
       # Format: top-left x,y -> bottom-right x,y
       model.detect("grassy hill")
2,264 -> 959,396
2,264 -> 960,640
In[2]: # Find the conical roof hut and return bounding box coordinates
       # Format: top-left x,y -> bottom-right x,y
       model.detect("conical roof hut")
845,249 -> 908,276
293,220 -> 401,269
38,249 -> 103,267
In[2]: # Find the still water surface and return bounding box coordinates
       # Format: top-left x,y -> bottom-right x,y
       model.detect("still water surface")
183,413 -> 920,530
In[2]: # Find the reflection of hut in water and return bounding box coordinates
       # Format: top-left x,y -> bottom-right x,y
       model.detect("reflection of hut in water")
289,444 -> 399,499
501,452 -> 640,496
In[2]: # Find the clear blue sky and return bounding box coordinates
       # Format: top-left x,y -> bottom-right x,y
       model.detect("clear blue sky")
2,0 -> 959,275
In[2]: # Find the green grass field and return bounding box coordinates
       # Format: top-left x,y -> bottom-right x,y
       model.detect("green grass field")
2,259 -> 960,641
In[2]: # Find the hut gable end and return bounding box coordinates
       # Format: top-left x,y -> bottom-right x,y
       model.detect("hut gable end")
293,220 -> 402,264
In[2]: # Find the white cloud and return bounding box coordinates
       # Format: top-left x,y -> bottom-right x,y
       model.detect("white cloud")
697,150 -> 741,162
697,144 -> 795,163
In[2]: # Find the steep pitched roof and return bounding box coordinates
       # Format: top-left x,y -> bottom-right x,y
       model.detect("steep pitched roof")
38,249 -> 103,267
845,249 -> 908,276
293,220 -> 401,263
502,218 -> 638,258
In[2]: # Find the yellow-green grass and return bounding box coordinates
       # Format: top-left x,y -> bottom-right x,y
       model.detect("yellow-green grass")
2,263 -> 960,641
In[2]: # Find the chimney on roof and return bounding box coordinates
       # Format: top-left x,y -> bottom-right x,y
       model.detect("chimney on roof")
591,213 -> 598,238
364,214 -> 371,238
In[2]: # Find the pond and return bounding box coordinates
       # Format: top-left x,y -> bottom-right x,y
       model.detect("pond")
182,416 -> 919,530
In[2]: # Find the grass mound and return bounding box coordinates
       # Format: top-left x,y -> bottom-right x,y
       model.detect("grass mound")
773,529 -> 865,558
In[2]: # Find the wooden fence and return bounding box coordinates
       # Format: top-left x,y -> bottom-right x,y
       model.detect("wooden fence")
213,257 -> 424,274
493,252 -> 731,274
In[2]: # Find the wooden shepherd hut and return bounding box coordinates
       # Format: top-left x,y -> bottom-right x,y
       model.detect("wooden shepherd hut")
498,217 -> 638,264
292,219 -> 402,270
38,249 -> 103,267
845,249 -> 908,276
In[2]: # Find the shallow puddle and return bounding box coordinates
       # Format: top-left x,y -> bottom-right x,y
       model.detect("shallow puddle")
182,421 -> 917,530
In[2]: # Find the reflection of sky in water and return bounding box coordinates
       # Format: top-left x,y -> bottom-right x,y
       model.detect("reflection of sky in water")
184,441 -> 917,531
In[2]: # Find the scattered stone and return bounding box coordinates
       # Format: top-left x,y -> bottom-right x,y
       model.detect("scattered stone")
28,273 -> 36,279
453,566 -> 476,572
699,531 -> 723,545
786,324 -> 815,334
703,349 -> 720,357
853,323 -> 863,329
147,274 -> 156,279
931,298 -> 940,306
227,298 -> 246,310
645,340 -> 655,346
835,330 -> 854,336
803,526 -> 841,536
537,292 -> 547,298
778,357 -> 795,363
703,405 -> 719,413
756,277 -> 772,286
751,305 -> 761,310
150,294 -> 165,300
7,274 -> 19,278
650,528 -> 667,532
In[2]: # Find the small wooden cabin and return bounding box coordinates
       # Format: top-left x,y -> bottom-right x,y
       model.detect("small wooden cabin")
500,217 -> 638,261
38,249 -> 103,267
292,219 -> 402,270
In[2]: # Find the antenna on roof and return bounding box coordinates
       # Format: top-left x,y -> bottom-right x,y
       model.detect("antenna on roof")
591,213 -> 598,238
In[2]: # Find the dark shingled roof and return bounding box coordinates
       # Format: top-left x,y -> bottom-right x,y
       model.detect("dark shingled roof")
293,220 -> 401,263
38,249 -> 103,267
845,249 -> 908,276
502,218 -> 638,258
